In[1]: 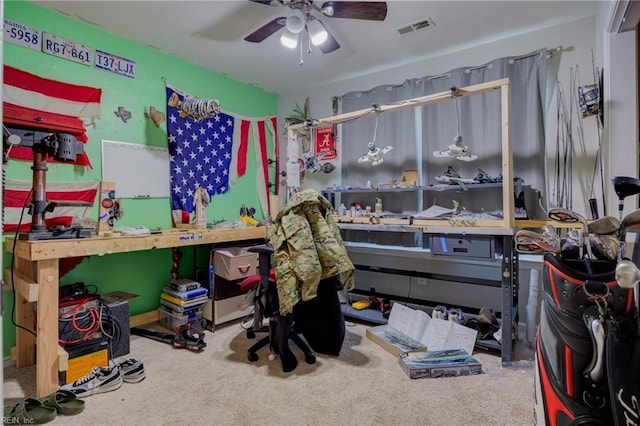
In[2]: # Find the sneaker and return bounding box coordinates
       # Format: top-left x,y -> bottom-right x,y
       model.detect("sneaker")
380,299 -> 391,319
478,306 -> 498,325
448,308 -> 466,325
60,366 -> 123,397
118,358 -> 146,383
432,305 -> 448,320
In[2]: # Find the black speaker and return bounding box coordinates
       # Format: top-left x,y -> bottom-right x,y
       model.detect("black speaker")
103,300 -> 130,360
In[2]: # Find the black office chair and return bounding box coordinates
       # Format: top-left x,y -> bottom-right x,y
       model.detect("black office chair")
239,245 -> 316,372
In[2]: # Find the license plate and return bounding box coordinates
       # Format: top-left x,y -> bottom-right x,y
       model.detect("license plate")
95,50 -> 136,79
4,19 -> 40,51
42,32 -> 92,66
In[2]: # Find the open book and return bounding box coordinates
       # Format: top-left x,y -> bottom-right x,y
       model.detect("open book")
367,303 -> 478,356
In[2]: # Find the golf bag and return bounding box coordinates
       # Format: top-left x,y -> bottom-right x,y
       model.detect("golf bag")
534,254 -> 640,425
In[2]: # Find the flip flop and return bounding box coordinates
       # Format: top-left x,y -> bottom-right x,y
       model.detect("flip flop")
39,389 -> 85,416
4,398 -> 57,424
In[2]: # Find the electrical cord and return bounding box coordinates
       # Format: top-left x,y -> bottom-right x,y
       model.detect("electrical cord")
402,276 -> 413,307
10,187 -> 37,337
58,295 -> 101,345
99,304 -> 123,357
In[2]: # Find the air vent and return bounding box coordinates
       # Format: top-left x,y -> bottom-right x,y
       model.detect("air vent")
397,17 -> 435,37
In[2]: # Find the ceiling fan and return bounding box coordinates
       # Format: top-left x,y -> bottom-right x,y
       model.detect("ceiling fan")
244,1 -> 388,54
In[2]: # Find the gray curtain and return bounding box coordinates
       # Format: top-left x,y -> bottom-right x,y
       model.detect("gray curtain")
341,80 -> 417,188
341,49 -> 549,208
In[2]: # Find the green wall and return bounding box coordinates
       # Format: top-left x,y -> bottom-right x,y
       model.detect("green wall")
2,1 -> 278,356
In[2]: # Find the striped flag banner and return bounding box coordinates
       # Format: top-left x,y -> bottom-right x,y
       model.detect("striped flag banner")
3,65 -> 101,117
3,65 -> 102,168
3,179 -> 100,233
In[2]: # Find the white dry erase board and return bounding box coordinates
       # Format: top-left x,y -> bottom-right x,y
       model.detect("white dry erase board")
101,140 -> 170,198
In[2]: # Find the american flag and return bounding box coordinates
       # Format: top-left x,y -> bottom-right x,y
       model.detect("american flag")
166,87 -> 234,225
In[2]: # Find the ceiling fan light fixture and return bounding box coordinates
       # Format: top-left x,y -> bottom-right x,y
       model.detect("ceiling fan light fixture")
321,5 -> 334,17
280,29 -> 298,48
308,18 -> 328,45
285,8 -> 306,34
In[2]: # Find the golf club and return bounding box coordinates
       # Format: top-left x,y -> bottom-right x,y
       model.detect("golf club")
618,208 -> 640,260
612,176 -> 640,221
614,259 -> 640,321
548,207 -> 593,259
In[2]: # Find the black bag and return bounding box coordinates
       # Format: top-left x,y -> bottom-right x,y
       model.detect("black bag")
293,276 -> 345,356
534,254 -> 640,426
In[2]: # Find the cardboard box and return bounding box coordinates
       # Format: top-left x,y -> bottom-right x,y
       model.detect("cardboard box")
366,325 -> 427,357
213,247 -> 258,281
398,349 -> 483,379
400,169 -> 418,187
203,294 -> 251,326
63,340 -> 109,384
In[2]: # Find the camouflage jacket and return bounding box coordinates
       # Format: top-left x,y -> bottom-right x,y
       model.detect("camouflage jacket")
269,189 -> 355,315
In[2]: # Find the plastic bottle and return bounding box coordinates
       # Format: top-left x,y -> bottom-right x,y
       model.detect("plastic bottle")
339,203 -> 347,217
375,198 -> 382,213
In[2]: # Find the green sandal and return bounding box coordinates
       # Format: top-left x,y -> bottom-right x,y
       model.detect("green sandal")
39,390 -> 85,415
4,398 -> 57,424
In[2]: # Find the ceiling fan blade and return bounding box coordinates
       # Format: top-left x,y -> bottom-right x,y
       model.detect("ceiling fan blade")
244,17 -> 285,43
319,31 -> 340,53
249,0 -> 281,6
320,1 -> 388,21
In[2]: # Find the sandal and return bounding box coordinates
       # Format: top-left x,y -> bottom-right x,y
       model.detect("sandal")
4,398 -> 57,424
39,389 -> 85,416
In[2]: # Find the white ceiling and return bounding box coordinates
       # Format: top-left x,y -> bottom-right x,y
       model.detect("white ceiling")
33,0 -> 599,96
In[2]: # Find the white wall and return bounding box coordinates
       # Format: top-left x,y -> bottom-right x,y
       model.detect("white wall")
279,11 -> 635,331
280,15 -> 605,218
602,12 -> 639,218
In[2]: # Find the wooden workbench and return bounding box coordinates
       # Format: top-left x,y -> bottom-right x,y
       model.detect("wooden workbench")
4,226 -> 267,397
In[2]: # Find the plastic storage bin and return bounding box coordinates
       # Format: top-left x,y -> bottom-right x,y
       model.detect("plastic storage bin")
158,307 -> 203,332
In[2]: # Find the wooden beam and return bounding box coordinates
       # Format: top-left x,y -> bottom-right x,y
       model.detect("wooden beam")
57,346 -> 68,372
3,268 -> 39,302
14,257 -> 35,369
130,310 -> 160,328
287,78 -> 510,131
4,226 -> 267,261
500,81 -> 514,228
36,258 -> 59,398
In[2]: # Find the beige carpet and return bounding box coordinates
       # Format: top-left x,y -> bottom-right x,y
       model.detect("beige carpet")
4,320 -> 535,426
